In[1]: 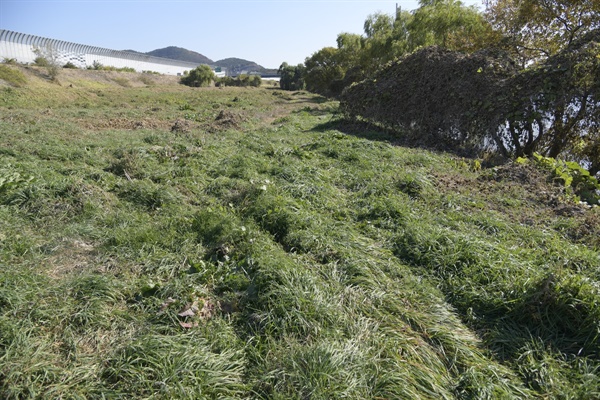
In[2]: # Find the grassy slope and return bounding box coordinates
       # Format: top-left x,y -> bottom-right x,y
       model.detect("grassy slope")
1,66 -> 599,399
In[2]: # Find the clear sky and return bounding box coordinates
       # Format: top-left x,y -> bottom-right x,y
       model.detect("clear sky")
1,0 -> 484,69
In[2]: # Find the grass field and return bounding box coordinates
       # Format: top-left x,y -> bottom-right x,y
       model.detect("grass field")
1,65 -> 600,399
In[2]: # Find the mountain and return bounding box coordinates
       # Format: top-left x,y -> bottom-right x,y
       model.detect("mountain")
145,46 -> 214,65
214,58 -> 278,75
125,46 -> 278,75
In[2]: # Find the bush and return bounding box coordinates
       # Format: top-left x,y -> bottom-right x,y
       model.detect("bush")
215,74 -> 261,87
180,65 -> 215,87
63,62 -> 78,69
517,154 -> 600,205
341,31 -> 600,171
33,56 -> 49,67
33,45 -> 61,80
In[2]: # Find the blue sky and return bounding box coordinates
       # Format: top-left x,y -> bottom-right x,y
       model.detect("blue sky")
1,0 -> 483,68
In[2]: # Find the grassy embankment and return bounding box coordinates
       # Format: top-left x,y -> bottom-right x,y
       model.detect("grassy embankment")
1,65 -> 600,399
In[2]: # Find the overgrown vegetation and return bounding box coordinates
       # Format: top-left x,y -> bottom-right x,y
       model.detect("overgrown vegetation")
180,64 -> 215,87
1,66 -> 599,399
340,31 -> 600,177
216,74 -> 261,87
278,62 -> 305,91
0,65 -> 27,87
89,60 -> 136,73
285,0 -> 600,179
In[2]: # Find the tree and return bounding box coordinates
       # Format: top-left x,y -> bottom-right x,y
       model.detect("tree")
340,30 -> 600,169
485,0 -> 600,64
278,63 -> 305,91
180,65 -> 215,87
32,43 -> 61,81
304,47 -> 345,97
409,0 -> 496,52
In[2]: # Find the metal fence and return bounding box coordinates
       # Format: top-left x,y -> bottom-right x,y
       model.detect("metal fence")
0,29 -> 206,75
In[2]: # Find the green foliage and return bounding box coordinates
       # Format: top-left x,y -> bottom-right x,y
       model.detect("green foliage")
216,74 -> 261,87
33,56 -> 49,67
485,0 -> 600,64
1,71 -> 599,398
299,1 -> 496,98
62,61 -> 78,69
278,62 -> 305,91
0,165 -> 34,204
87,61 -> 135,73
518,154 -> 600,205
341,30 -> 600,170
304,47 -> 345,97
180,64 -> 215,87
0,65 -> 27,87
91,60 -> 103,70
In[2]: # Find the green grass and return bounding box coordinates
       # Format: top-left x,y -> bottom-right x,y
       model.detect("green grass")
0,65 -> 27,87
1,66 -> 599,398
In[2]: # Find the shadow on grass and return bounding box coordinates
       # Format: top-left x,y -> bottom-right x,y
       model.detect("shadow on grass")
312,117 -> 482,159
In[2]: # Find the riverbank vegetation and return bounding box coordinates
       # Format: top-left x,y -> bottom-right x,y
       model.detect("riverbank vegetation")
281,0 -> 600,180
0,65 -> 599,398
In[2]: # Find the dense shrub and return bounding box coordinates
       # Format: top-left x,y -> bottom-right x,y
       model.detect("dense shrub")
180,65 -> 215,87
215,74 -> 261,87
341,30 -> 600,173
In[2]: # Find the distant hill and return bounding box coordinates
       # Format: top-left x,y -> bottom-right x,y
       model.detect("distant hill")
123,46 -> 277,75
214,58 -> 278,75
145,46 -> 214,65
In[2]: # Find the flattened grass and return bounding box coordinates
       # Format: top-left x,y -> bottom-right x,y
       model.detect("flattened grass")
1,69 -> 599,398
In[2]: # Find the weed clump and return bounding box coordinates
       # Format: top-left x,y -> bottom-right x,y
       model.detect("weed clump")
0,65 -> 27,87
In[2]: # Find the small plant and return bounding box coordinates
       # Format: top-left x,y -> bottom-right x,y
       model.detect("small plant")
178,102 -> 194,111
3,58 -> 17,65
33,56 -> 49,67
112,77 -> 131,87
517,154 -> 600,205
215,75 -> 262,88
63,61 -> 78,69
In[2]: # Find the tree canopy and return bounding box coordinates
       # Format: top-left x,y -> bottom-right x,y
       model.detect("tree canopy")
281,0 -> 600,175
278,63 -> 305,91
484,0 -> 600,64
180,65 -> 215,87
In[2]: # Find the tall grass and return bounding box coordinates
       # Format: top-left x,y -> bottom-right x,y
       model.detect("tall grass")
1,68 -> 598,398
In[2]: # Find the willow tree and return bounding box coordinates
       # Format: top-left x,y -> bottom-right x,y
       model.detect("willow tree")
485,0 -> 600,64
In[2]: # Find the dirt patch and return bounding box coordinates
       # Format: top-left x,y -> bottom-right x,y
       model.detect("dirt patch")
215,109 -> 243,128
171,118 -> 193,133
434,162 -> 599,247
204,110 -> 247,132
46,239 -> 96,279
